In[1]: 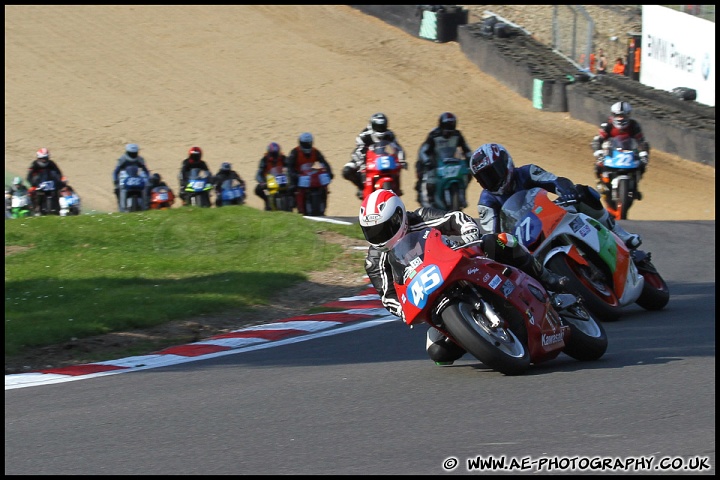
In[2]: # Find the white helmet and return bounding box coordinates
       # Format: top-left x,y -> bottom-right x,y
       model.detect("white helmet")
610,101 -> 632,129
12,176 -> 22,186
358,189 -> 408,252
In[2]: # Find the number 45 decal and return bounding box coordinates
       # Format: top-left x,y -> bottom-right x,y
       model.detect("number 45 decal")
408,264 -> 443,309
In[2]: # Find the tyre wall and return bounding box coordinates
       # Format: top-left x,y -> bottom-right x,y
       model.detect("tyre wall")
349,5 -> 715,167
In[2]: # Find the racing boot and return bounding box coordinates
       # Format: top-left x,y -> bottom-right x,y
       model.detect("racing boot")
539,265 -> 569,293
494,233 -> 569,293
599,210 -> 642,249
426,327 -> 465,366
527,255 -> 569,293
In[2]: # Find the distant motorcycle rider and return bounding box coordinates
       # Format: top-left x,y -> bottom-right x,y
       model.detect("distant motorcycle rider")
470,142 -> 643,249
179,146 -> 212,205
416,112 -> 472,208
359,189 -> 568,366
591,101 -> 650,189
343,113 -> 406,200
148,173 -> 175,202
112,143 -> 150,211
213,162 -> 246,207
27,148 -> 65,214
27,148 -> 63,187
10,176 -> 29,197
7,177 -> 30,217
254,142 -> 288,209
286,132 -> 334,215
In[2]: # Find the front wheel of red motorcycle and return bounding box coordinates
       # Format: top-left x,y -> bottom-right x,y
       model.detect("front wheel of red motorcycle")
558,302 -> 608,361
442,300 -> 530,376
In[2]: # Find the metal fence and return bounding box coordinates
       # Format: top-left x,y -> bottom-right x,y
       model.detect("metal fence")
551,5 -> 594,73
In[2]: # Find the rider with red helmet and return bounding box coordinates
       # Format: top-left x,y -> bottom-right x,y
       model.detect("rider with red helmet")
27,148 -> 65,215
179,146 -> 212,205
359,188 -> 566,366
27,148 -> 63,187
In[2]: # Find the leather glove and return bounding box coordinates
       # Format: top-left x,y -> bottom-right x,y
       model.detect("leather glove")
556,184 -> 580,204
639,151 -> 649,165
460,223 -> 480,245
593,149 -> 604,159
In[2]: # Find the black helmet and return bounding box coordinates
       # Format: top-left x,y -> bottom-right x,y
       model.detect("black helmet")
438,112 -> 457,136
150,173 -> 161,186
221,162 -> 232,171
370,113 -> 388,133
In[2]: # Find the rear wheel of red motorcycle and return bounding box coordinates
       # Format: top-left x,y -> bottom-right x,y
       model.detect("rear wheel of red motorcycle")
442,300 -> 530,376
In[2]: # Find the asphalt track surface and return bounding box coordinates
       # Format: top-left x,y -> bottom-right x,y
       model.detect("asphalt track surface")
5,220 -> 715,475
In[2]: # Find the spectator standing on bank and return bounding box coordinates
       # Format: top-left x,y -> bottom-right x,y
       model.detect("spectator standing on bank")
596,48 -> 608,75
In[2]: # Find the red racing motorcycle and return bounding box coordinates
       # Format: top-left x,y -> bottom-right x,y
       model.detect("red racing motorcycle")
388,227 -> 607,375
362,140 -> 405,201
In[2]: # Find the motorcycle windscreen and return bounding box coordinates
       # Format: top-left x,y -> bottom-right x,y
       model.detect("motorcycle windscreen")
500,188 -> 549,250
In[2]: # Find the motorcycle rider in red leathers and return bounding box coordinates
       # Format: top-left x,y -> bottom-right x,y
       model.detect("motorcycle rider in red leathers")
591,101 -> 650,197
358,189 -> 568,366
286,132 -> 334,215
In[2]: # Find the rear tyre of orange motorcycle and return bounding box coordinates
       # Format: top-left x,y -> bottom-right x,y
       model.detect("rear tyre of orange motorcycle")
634,260 -> 670,311
442,299 -> 530,376
546,254 -> 622,321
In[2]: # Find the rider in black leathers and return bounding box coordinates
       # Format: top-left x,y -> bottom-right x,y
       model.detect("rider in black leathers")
359,189 -> 567,366
415,112 -> 472,208
343,113 -> 406,199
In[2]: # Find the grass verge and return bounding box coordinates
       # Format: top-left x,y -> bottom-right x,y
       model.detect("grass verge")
5,206 -> 365,358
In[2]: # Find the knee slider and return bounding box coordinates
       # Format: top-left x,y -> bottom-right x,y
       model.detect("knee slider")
426,328 -> 466,363
342,165 -> 356,181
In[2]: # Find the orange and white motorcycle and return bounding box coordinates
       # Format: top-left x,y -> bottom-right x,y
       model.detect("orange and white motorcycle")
500,187 -> 669,321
